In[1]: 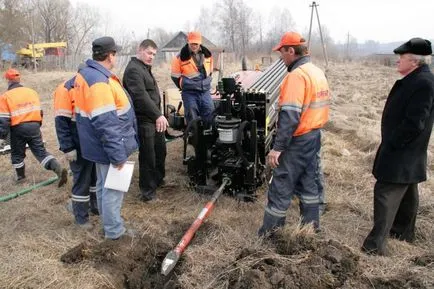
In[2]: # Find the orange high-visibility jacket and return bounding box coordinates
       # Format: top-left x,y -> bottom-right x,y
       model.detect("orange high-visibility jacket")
73,59 -> 138,165
54,80 -> 74,121
171,45 -> 213,91
273,58 -> 330,151
54,77 -> 80,153
0,84 -> 42,127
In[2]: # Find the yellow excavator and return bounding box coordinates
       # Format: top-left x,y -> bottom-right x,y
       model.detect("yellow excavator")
16,42 -> 67,68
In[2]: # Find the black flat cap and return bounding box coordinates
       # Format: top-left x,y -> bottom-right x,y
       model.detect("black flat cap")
92,36 -> 121,55
393,37 -> 432,55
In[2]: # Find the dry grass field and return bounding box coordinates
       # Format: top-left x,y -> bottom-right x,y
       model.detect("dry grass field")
0,61 -> 433,289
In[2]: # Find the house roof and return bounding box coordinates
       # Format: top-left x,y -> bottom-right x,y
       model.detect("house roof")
161,31 -> 222,52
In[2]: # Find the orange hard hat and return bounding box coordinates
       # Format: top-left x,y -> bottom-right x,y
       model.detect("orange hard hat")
4,68 -> 20,81
187,31 -> 202,45
272,31 -> 306,51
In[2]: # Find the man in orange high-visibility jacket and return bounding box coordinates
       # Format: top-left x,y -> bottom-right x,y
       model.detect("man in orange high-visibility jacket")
0,69 -> 67,186
258,32 -> 330,236
74,37 -> 139,240
54,76 -> 98,229
171,31 -> 214,126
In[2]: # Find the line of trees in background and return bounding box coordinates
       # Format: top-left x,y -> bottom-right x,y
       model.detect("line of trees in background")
0,0 -> 384,67
0,0 -> 99,58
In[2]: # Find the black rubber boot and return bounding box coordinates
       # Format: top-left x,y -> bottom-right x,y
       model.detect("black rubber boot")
47,159 -> 68,187
258,211 -> 286,237
15,165 -> 26,183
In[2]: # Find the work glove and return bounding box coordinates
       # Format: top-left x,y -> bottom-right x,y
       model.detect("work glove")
65,149 -> 77,162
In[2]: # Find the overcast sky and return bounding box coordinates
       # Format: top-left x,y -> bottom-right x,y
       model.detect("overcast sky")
71,0 -> 434,44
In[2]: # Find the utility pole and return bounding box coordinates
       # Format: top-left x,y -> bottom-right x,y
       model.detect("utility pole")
346,32 -> 350,61
30,10 -> 37,72
307,1 -> 329,67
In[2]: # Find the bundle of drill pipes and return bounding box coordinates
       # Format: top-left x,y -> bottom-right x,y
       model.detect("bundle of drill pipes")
247,59 -> 287,129
248,58 -> 287,96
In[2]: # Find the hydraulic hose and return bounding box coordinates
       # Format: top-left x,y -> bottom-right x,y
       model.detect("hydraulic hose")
0,176 -> 58,203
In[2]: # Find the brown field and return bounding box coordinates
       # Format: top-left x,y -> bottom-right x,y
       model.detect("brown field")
0,61 -> 433,289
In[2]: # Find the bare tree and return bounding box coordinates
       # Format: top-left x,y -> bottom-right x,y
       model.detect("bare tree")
68,3 -> 99,57
194,6 -> 218,43
0,0 -> 30,48
237,0 -> 254,55
35,0 -> 70,43
150,28 -> 174,48
216,0 -> 239,53
266,6 -> 295,49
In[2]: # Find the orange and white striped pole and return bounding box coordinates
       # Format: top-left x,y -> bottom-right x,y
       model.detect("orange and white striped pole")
161,178 -> 230,276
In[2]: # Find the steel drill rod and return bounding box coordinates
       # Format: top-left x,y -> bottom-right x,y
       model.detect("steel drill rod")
255,63 -> 282,91
250,59 -> 279,89
253,60 -> 286,92
251,59 -> 282,89
161,178 -> 230,276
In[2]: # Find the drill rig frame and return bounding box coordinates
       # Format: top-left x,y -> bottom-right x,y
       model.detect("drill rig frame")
178,59 -> 287,200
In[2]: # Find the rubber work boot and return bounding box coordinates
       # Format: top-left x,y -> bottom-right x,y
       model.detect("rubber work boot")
15,166 -> 26,183
47,159 -> 68,187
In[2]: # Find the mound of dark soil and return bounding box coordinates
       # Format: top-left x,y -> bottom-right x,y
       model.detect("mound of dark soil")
61,235 -> 181,289
226,232 -> 361,289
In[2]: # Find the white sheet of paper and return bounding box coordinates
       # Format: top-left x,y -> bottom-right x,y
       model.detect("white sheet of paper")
104,161 -> 135,192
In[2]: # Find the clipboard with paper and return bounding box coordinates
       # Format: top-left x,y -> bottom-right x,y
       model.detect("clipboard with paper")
104,161 -> 135,192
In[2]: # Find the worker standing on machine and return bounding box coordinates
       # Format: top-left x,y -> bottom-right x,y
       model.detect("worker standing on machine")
0,68 -> 67,186
258,32 -> 330,236
171,31 -> 214,126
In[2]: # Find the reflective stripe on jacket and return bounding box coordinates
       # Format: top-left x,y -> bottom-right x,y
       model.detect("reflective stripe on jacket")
54,77 -> 80,153
73,59 -> 138,165
273,56 -> 330,151
171,44 -> 213,92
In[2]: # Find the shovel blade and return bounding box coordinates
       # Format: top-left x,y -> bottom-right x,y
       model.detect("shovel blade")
161,250 -> 180,276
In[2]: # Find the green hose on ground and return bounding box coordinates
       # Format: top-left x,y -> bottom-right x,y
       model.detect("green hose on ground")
0,176 -> 58,203
1,137 -> 177,203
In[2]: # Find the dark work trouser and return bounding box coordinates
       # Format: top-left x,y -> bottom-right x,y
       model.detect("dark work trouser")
70,152 -> 97,224
10,122 -> 54,170
362,181 -> 418,255
295,130 -> 326,212
259,129 -> 321,236
181,90 -> 214,126
138,121 -> 166,199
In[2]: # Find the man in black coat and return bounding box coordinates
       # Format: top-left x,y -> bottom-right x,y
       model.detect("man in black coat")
362,37 -> 434,255
123,39 -> 168,202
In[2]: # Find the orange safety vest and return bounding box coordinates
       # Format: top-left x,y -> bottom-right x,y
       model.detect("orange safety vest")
171,54 -> 213,87
279,62 -> 330,136
0,86 -> 42,126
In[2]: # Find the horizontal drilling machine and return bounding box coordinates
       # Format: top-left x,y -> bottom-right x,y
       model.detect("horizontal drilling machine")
167,59 -> 288,200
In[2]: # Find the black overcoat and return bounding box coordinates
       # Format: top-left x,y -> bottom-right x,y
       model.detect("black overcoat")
123,57 -> 162,124
373,64 -> 434,183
